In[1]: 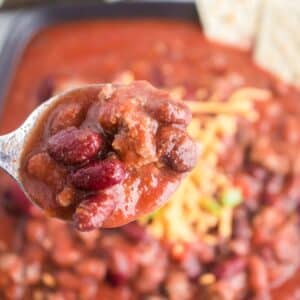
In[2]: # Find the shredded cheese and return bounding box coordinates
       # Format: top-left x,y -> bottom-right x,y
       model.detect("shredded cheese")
141,87 -> 270,243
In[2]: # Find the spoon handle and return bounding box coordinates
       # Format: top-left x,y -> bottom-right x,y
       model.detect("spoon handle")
0,131 -> 23,180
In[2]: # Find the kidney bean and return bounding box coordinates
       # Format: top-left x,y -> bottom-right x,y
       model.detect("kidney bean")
50,290 -> 77,300
146,98 -> 192,126
272,219 -> 300,263
73,193 -> 116,231
250,137 -> 290,175
51,245 -> 81,267
0,254 -> 23,284
248,255 -> 269,297
136,239 -> 165,266
283,175 -> 300,209
3,183 -> 32,215
24,261 -> 41,285
180,250 -> 202,279
229,239 -> 249,256
272,79 -> 290,96
49,224 -> 81,267
219,143 -> 244,174
47,127 -> 102,165
98,284 -> 132,300
210,53 -> 228,75
76,230 -> 100,249
192,241 -> 215,264
23,244 -> 46,266
71,158 -> 126,190
50,102 -> 84,135
134,243 -> 167,293
203,279 -> 243,300
145,296 -> 168,300
106,253 -> 137,285
213,72 -> 244,101
213,257 -> 246,280
246,164 -> 267,181
282,116 -> 300,143
27,152 -> 66,190
3,283 -> 24,300
157,126 -> 198,172
232,208 -> 251,241
46,292 -> 67,300
120,222 -> 148,242
75,258 -> 106,280
79,277 -> 98,299
265,175 -> 284,196
56,271 -> 81,290
25,219 -> 46,244
166,271 -> 193,300
252,207 -> 285,246
134,263 -> 166,293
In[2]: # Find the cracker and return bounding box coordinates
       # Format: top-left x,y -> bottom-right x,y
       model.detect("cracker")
254,0 -> 300,87
196,0 -> 262,49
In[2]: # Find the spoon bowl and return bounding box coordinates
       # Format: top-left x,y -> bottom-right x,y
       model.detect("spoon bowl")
0,80 -> 197,230
0,84 -> 105,198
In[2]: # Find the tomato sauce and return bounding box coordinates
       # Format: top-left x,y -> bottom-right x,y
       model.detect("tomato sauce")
0,19 -> 299,299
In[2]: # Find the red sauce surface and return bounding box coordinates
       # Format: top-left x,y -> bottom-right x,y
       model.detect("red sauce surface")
20,82 -> 195,230
0,20 -> 299,299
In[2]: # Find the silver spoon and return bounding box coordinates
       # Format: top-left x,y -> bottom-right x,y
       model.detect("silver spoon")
0,84 -> 103,195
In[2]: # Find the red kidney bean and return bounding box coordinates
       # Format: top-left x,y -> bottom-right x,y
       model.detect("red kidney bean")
51,245 -> 81,267
73,193 -> 116,231
3,183 -> 32,215
146,98 -> 192,126
248,255 -> 269,297
71,158 -> 126,190
25,219 -> 46,244
79,277 -> 98,299
3,283 -> 24,300
219,143 -> 244,174
213,256 -> 246,279
134,263 -> 166,293
75,230 -> 100,249
210,53 -> 228,74
192,241 -> 215,264
46,291 -> 76,300
47,127 -> 103,165
180,251 -> 202,279
120,222 -> 148,242
106,247 -> 138,286
0,254 -> 24,285
75,258 -> 106,280
272,219 -> 300,263
27,152 -> 66,190
166,271 -> 193,300
246,164 -> 268,181
56,271 -> 81,290
50,102 -> 85,135
157,126 -> 197,172
232,208 -> 251,241
252,207 -> 285,246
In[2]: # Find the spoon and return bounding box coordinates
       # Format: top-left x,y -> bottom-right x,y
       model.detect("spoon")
0,81 -> 198,231
0,84 -> 103,197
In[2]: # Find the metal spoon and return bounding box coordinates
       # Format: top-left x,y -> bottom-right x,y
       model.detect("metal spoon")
0,84 -> 103,196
